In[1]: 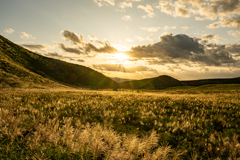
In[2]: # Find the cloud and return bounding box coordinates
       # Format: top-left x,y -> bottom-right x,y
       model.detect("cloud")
45,52 -> 63,58
84,41 -> 117,53
138,4 -> 154,18
224,44 -> 240,55
147,36 -> 153,41
126,0 -> 143,1
219,16 -> 240,28
201,34 -> 220,43
163,26 -> 177,30
122,15 -> 131,21
157,0 -> 240,22
128,34 -> 204,59
195,17 -> 204,21
22,44 -> 47,51
20,32 -> 36,39
57,30 -> 117,54
176,7 -> 190,17
76,59 -> 85,62
61,30 -> 83,45
125,33 -> 238,66
118,1 -> 132,9
208,16 -> 240,29
156,0 -> 173,15
4,28 -> 14,34
94,0 -> 115,6
55,42 -> 83,54
126,38 -> 134,42
207,22 -> 220,28
140,27 -> 161,32
92,64 -> 158,73
228,30 -> 240,38
88,35 -> 98,40
135,36 -> 145,41
182,26 -> 190,30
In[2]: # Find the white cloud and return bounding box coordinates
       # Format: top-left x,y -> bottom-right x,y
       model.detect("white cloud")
228,30 -> 240,38
20,32 -> 36,39
138,4 -> 154,18
94,0 -> 115,6
195,16 -> 204,21
134,36 -> 153,41
182,26 -> 189,30
147,36 -> 153,41
118,1 -> 132,9
126,38 -> 134,42
122,15 -> 131,21
163,26 -> 177,30
88,35 -> 98,40
135,36 -> 145,41
140,27 -> 161,32
4,28 -> 15,34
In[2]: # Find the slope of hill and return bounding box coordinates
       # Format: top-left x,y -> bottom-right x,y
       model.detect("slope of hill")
0,35 -> 118,89
119,75 -> 185,89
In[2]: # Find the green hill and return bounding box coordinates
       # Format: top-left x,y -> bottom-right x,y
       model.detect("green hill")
0,35 -> 118,89
119,75 -> 185,89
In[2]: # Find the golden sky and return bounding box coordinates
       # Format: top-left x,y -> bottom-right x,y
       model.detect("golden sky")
1,0 -> 240,80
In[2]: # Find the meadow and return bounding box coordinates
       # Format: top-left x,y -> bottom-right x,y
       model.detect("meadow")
1,85 -> 240,159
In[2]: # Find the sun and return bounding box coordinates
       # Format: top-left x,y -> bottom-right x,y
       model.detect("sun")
114,52 -> 128,61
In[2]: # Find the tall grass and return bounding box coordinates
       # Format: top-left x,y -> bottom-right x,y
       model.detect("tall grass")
0,87 -> 240,159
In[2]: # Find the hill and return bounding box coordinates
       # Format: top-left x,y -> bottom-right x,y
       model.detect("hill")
182,77 -> 240,86
119,75 -> 240,90
119,75 -> 185,89
0,35 -> 118,89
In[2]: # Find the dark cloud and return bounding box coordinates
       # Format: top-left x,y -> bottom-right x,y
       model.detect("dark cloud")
58,30 -> 117,54
22,44 -> 46,51
201,34 -> 214,40
126,34 -> 204,59
77,59 -> 85,62
69,58 -> 85,62
225,44 -> 240,55
61,30 -> 83,45
92,64 -> 158,73
55,42 -> 83,54
125,33 -> 238,66
45,52 -> 62,57
191,50 -> 236,66
85,41 -> 117,53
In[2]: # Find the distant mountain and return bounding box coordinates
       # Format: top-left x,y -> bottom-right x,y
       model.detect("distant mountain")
0,35 -> 118,89
119,75 -> 185,89
182,77 -> 240,86
110,77 -> 135,83
119,75 -> 240,90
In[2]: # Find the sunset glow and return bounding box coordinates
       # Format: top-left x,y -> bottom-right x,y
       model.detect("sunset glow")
1,0 -> 240,80
114,52 -> 128,61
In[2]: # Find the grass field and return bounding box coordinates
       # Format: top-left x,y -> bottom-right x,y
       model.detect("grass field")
1,85 -> 240,159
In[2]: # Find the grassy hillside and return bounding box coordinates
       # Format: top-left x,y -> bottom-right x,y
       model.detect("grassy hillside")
0,35 -> 118,89
119,75 -> 185,89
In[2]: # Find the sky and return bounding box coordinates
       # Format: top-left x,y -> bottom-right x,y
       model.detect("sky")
1,0 -> 240,80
